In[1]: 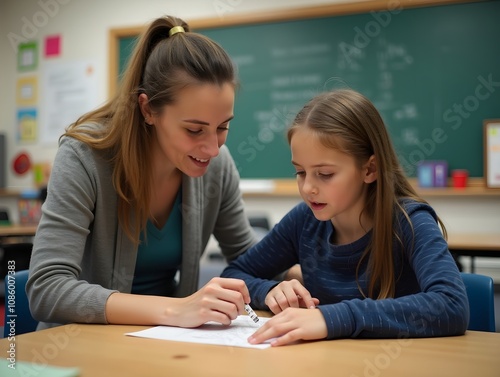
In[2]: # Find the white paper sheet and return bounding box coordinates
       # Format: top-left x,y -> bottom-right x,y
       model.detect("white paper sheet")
126,315 -> 271,349
40,60 -> 100,145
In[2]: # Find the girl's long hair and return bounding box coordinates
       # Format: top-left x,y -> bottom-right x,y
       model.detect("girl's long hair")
62,15 -> 237,244
288,89 -> 447,299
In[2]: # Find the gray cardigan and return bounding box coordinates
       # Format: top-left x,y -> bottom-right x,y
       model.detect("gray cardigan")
27,136 -> 256,329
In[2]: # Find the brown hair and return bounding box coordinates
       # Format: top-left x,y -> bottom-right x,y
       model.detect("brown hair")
62,15 -> 237,244
288,89 -> 447,299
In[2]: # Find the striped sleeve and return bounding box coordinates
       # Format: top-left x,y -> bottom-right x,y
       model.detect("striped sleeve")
319,205 -> 469,339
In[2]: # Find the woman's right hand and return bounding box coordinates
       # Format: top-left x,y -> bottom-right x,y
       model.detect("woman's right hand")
167,277 -> 250,328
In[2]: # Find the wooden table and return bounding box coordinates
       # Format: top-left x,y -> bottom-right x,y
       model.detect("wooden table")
0,224 -> 37,238
448,233 -> 500,273
1,322 -> 499,377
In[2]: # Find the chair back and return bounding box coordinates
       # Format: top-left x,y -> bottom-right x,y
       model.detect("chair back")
0,243 -> 33,279
3,269 -> 38,337
460,272 -> 496,332
0,209 -> 10,223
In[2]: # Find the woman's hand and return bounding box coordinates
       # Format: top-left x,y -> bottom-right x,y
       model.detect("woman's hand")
248,307 -> 328,347
167,277 -> 250,328
265,279 -> 320,314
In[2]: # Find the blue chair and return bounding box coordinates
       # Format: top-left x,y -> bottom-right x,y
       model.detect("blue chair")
460,272 -> 496,332
3,269 -> 38,337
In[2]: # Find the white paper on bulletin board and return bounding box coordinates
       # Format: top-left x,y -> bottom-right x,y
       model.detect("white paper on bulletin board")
485,120 -> 500,188
40,60 -> 99,145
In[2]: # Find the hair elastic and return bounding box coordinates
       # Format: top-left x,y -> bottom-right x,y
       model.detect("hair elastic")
169,26 -> 185,37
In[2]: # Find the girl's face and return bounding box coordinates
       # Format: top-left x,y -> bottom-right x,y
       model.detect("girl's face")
143,83 -> 235,178
290,127 -> 375,226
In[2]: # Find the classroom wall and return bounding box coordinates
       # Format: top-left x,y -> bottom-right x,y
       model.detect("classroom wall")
0,0 -> 353,190
1,0 -> 499,274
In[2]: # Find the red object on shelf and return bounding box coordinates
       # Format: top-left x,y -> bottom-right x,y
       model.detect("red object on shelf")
452,169 -> 469,188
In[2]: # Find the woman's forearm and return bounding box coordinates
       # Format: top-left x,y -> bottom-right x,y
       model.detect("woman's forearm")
105,292 -> 172,325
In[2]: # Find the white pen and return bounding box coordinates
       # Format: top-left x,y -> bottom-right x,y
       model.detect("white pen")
244,304 -> 260,324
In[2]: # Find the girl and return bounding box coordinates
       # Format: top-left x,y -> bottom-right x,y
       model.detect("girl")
27,16 -> 255,330
222,89 -> 469,346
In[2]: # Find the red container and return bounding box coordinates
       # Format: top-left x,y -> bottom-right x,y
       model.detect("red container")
452,169 -> 468,188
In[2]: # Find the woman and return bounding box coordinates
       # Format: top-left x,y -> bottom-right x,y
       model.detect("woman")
27,15 -> 256,330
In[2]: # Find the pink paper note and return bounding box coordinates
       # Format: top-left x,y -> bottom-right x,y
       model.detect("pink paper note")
45,34 -> 61,57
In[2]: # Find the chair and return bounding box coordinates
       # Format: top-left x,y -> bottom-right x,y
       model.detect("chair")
460,272 -> 496,332
199,214 -> 272,289
0,242 -> 33,280
0,209 -> 10,225
3,269 -> 38,337
248,215 -> 271,233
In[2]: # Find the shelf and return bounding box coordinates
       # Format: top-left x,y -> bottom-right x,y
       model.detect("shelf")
0,188 -> 44,199
414,186 -> 500,197
409,178 -> 500,197
3,179 -> 498,200
241,178 -> 500,198
0,189 -> 25,198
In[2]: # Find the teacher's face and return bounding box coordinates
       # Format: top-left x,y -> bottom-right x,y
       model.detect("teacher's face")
150,83 -> 235,177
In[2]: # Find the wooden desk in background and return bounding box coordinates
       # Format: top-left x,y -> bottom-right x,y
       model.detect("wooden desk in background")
1,322 -> 499,377
0,225 -> 497,273
448,233 -> 500,273
0,224 -> 37,238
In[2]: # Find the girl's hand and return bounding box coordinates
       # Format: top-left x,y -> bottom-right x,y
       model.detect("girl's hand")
167,277 -> 250,327
283,264 -> 303,284
265,279 -> 320,314
248,307 -> 328,347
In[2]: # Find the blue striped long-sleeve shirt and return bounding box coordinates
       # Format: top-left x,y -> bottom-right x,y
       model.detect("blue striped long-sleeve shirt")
221,200 -> 469,339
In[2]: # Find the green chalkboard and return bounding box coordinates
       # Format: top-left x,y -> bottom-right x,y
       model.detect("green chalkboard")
117,1 -> 500,178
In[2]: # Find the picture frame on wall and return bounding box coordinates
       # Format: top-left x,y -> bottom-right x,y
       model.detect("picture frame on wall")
484,119 -> 500,188
17,41 -> 38,72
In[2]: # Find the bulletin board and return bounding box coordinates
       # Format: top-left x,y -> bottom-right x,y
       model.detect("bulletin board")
484,119 -> 500,188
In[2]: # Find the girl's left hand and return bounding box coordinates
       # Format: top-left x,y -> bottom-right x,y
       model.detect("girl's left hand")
265,279 -> 320,314
247,307 -> 328,347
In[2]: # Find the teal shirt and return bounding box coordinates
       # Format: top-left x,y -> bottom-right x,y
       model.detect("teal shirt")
132,192 -> 182,296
